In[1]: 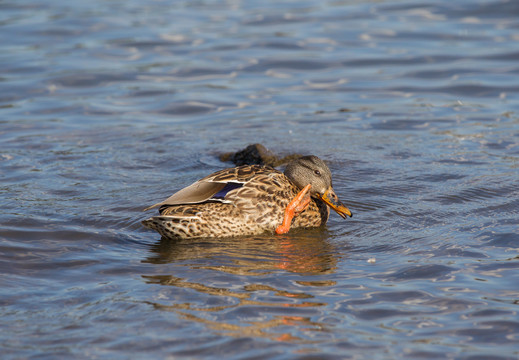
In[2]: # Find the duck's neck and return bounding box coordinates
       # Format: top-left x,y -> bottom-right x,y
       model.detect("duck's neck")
314,197 -> 330,224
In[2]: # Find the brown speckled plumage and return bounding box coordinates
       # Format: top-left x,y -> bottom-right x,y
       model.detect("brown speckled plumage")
142,156 -> 350,239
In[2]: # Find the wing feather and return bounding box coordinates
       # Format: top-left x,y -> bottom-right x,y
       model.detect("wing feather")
143,165 -> 283,211
143,181 -> 226,210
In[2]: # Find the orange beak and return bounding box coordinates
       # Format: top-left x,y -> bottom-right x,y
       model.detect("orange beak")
318,186 -> 352,219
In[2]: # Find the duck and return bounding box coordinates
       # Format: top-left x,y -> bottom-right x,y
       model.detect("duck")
142,155 -> 352,239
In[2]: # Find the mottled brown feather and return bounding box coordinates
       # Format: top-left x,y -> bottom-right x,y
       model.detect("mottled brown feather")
142,162 -> 334,239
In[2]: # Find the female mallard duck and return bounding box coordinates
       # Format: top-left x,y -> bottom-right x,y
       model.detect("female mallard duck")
142,155 -> 352,239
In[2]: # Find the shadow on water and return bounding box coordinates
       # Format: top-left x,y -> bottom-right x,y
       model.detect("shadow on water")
140,230 -> 344,341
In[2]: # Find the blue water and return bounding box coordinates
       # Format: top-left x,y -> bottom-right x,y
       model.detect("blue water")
1,0 -> 518,359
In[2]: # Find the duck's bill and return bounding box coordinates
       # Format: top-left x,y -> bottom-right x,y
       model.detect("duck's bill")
319,187 -> 352,219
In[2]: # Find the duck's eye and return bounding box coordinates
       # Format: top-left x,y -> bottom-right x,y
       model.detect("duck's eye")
314,170 -> 321,176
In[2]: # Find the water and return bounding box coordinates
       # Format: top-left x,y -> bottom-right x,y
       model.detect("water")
1,0 -> 518,358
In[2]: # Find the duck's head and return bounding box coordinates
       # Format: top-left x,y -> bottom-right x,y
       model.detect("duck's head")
284,155 -> 352,219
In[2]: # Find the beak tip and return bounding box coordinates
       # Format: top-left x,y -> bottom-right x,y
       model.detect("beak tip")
333,208 -> 352,219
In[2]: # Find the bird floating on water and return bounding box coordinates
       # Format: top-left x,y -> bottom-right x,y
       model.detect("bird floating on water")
142,155 -> 352,239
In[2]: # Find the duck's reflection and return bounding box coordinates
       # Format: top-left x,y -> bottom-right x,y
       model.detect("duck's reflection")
144,228 -> 337,274
142,230 -> 343,341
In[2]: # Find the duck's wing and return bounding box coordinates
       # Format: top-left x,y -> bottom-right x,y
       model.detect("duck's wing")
143,181 -> 226,211
144,165 -> 276,211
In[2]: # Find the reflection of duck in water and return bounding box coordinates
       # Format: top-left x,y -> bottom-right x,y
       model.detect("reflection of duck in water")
143,233 -> 341,340
144,231 -> 340,275
143,155 -> 352,239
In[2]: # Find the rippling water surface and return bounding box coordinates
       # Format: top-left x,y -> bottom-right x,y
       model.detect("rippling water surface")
1,0 -> 518,359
